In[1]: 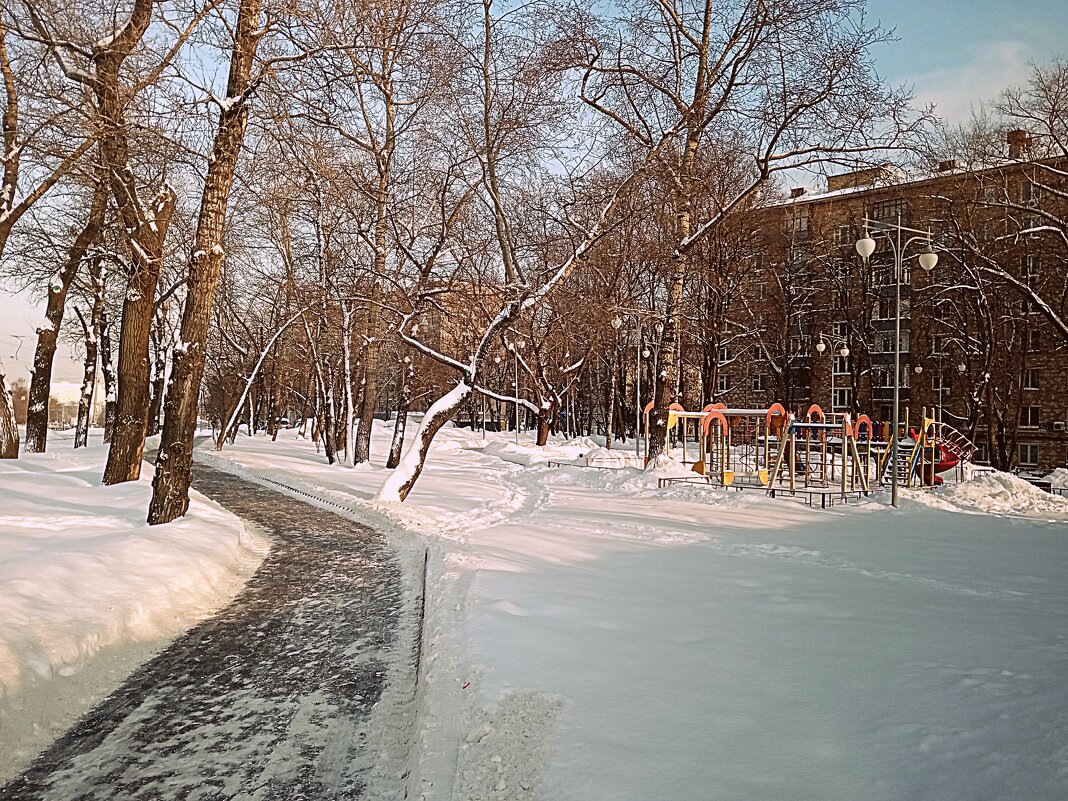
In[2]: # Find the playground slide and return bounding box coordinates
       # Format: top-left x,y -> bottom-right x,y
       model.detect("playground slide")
922,443 -> 960,486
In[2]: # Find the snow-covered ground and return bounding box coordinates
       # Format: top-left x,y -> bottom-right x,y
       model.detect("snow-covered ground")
203,422 -> 1068,801
0,434 -> 268,780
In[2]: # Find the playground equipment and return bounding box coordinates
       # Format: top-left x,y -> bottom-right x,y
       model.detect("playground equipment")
766,404 -> 872,496
642,398 -> 976,503
643,401 -> 788,486
878,409 -> 976,487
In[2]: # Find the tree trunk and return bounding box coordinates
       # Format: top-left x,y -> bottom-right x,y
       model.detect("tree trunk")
341,305 -> 355,465
25,185 -> 105,452
92,5 -> 177,484
100,305 -> 117,443
73,284 -> 102,449
386,366 -> 410,470
147,0 -> 264,522
146,318 -> 167,437
0,360 -> 18,458
376,381 -> 471,502
536,408 -> 551,446
101,190 -> 176,484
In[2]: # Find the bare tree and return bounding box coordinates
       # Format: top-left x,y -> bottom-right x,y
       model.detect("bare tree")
149,0 -> 269,523
581,0 -> 923,463
23,178 -> 105,451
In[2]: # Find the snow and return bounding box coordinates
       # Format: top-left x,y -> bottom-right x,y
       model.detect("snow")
0,438 -> 268,777
909,469 -> 1068,517
1045,467 -> 1068,489
202,424 -> 1068,801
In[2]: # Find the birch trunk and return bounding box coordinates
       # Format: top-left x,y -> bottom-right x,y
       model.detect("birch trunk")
100,306 -> 116,443
73,286 -> 102,449
377,381 -> 471,502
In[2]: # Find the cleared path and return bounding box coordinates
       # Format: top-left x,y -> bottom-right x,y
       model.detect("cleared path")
1,461 -> 412,801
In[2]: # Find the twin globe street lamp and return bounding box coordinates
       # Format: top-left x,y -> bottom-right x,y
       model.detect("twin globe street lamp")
815,336 -> 850,411
855,215 -> 938,508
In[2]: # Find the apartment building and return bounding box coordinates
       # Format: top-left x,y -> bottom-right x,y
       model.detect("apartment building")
714,133 -> 1068,471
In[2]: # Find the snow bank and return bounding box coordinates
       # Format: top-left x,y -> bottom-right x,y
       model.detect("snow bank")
480,436 -> 621,467
1044,467 -> 1068,489
0,445 -> 268,704
918,469 -> 1068,517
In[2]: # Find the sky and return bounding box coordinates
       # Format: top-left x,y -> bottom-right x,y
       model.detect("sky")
2,0 -> 1066,384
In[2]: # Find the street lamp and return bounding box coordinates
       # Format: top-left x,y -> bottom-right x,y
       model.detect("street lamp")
815,334 -> 850,411
856,214 -> 938,508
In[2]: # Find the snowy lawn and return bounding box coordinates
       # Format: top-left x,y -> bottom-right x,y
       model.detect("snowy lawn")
211,424 -> 1068,800
0,436 -> 268,778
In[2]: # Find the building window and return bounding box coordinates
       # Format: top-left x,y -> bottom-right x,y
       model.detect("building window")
755,282 -> 766,300
932,372 -> 945,391
752,374 -> 766,392
717,374 -> 733,393
1024,368 -> 1040,390
834,224 -> 852,245
1029,331 -> 1041,352
1023,181 -> 1041,207
1022,254 -> 1039,284
832,321 -> 848,338
718,345 -> 732,363
833,355 -> 850,375
932,335 -> 947,355
785,209 -> 809,234
1020,406 -> 1040,428
832,387 -> 852,410
1019,443 -> 1039,467
872,198 -> 907,221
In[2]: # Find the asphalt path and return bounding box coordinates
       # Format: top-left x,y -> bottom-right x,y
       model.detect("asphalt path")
1,459 -> 412,801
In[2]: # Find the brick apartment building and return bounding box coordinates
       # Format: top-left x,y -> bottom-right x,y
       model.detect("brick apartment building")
710,132 -> 1068,472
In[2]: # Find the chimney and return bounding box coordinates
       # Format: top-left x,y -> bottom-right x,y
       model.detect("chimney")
1007,129 -> 1032,160
790,187 -> 806,199
937,159 -> 958,173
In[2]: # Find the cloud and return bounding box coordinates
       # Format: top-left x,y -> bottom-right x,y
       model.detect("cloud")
900,40 -> 1037,125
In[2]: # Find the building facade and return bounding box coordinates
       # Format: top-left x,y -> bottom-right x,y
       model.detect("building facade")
711,134 -> 1068,472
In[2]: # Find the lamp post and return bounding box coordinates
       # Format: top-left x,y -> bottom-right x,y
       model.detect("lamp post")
815,334 -> 850,411
493,354 -> 502,434
505,338 -> 525,445
856,214 -> 938,508
608,316 -> 622,449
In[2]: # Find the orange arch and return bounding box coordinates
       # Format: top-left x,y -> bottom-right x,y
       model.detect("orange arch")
765,403 -> 786,430
806,404 -> 825,423
854,414 -> 873,439
701,409 -> 729,437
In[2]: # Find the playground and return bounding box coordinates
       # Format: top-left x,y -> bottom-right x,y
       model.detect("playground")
641,400 -> 977,507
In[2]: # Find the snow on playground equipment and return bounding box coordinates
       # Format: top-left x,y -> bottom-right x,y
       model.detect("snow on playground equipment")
767,404 -> 871,502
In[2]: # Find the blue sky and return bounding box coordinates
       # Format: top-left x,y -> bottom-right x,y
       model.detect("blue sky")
865,0 -> 1066,122
2,1 -> 1067,382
